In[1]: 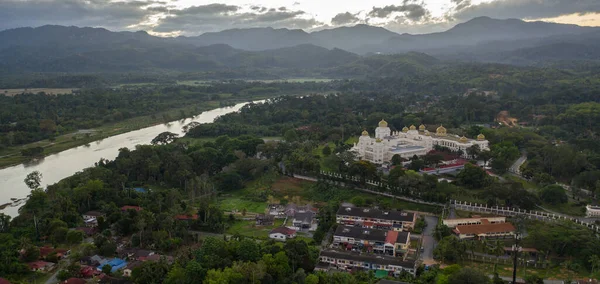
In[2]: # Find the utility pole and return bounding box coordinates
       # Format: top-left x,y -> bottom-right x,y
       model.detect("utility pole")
512,234 -> 521,284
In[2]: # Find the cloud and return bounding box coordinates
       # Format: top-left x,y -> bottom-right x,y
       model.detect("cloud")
368,4 -> 429,21
0,0 -> 161,31
451,0 -> 472,11
331,12 -> 360,25
153,5 -> 321,35
454,0 -> 600,21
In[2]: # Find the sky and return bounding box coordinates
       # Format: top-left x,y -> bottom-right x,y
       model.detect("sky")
0,0 -> 599,36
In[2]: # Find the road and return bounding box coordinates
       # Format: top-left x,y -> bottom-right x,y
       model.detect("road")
419,215 -> 439,265
509,153 -> 527,175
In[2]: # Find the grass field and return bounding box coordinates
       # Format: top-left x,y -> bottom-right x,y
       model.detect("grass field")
220,197 -> 267,214
226,219 -> 286,239
1,88 -> 77,96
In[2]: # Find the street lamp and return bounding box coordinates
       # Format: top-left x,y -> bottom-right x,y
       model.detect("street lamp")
512,234 -> 522,284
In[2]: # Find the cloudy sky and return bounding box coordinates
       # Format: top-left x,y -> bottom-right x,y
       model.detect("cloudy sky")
0,0 -> 599,36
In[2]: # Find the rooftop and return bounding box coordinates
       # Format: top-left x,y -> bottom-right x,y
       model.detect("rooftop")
83,211 -> 104,217
389,145 -> 426,154
454,222 -> 516,235
270,227 -> 296,235
320,250 -> 415,268
337,207 -> 415,223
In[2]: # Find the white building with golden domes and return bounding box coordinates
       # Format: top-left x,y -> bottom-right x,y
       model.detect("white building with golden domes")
352,119 -> 489,164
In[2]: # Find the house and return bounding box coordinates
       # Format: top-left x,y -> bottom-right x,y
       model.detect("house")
586,205 -> 600,217
175,214 -> 199,221
453,222 -> 516,239
38,246 -> 69,260
284,203 -> 317,217
292,211 -> 317,230
121,205 -> 142,212
268,204 -> 285,216
80,266 -> 98,278
269,227 -> 297,241
28,261 -> 55,272
255,214 -> 274,225
319,249 -> 416,276
333,226 -> 410,257
96,258 -> 128,273
81,255 -> 105,267
442,216 -> 506,228
63,278 -> 86,284
119,249 -> 154,261
82,211 -> 105,220
122,261 -> 143,277
336,207 -> 416,230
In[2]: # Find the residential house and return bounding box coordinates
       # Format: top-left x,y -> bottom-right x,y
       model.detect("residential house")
82,211 -> 105,220
319,250 -> 416,276
442,216 -> 506,228
119,249 -> 154,261
333,226 -> 410,257
80,266 -> 98,278
27,261 -> 55,272
39,246 -> 69,260
122,261 -> 143,277
121,206 -> 142,212
336,207 -> 416,231
453,222 -> 516,239
267,204 -> 285,216
81,255 -> 105,267
96,258 -> 128,273
255,214 -> 274,225
292,211 -> 317,230
284,203 -> 317,217
269,227 -> 297,241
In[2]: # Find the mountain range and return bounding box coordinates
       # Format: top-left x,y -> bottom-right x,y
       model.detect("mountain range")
1,16 -> 599,76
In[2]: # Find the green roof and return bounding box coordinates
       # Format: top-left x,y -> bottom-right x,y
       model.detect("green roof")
375,270 -> 388,278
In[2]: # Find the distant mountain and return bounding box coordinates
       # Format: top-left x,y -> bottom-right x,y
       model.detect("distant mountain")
311,24 -> 399,52
180,27 -> 315,51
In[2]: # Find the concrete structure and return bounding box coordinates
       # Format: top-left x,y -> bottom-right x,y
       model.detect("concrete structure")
351,120 -> 489,164
586,205 -> 600,218
333,226 -> 410,257
442,216 -> 506,228
318,250 -> 416,276
336,206 -> 416,230
82,211 -> 105,228
453,222 -> 516,240
292,211 -> 317,230
269,227 -> 297,241
96,258 -> 127,273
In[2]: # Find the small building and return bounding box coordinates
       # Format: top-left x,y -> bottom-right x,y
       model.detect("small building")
333,226 -> 410,257
586,205 -> 600,218
63,278 -> 86,284
97,258 -> 128,273
267,204 -> 285,216
119,249 -> 154,261
80,266 -> 98,278
39,247 -> 69,260
27,261 -> 55,272
82,211 -> 105,220
442,216 -> 506,228
453,222 -> 516,239
292,211 -> 317,230
269,227 -> 297,241
255,214 -> 274,225
122,261 -> 142,277
336,207 -> 416,230
121,206 -> 142,212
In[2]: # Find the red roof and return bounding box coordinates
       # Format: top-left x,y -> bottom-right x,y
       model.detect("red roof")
175,214 -> 198,220
270,227 -> 296,236
121,205 -> 142,212
455,222 -> 516,235
64,278 -> 86,284
385,231 -> 399,244
0,278 -> 11,284
28,261 -> 51,269
363,221 -> 374,227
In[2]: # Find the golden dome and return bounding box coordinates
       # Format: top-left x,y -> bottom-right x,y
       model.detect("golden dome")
419,124 -> 426,131
378,119 -> 388,127
402,126 -> 409,133
362,130 -> 369,136
477,133 -> 486,141
424,131 -> 430,136
459,136 -> 468,143
409,125 -> 416,131
436,125 -> 447,136
376,138 -> 382,143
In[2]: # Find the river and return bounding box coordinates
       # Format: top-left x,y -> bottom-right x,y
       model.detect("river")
0,100 -> 262,217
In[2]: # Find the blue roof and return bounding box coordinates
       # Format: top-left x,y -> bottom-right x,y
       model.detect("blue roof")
133,187 -> 147,193
97,258 -> 127,273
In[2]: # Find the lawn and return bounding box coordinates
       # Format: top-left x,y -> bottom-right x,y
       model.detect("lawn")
541,202 -> 586,217
220,197 -> 267,214
226,218 -> 286,239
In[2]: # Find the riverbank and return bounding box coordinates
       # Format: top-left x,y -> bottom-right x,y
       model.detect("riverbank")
0,96 -> 275,169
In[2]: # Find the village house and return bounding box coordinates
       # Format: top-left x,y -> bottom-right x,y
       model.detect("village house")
119,249 -> 154,261
336,207 -> 416,231
292,211 -> 317,230
442,216 -> 506,228
318,249 -> 417,276
82,211 -> 105,227
453,221 -> 516,239
122,261 -> 143,277
27,261 -> 55,272
269,227 -> 297,241
255,214 -> 274,225
96,258 -> 128,273
333,226 -> 410,257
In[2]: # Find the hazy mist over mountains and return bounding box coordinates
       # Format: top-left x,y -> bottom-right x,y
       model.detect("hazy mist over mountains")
1,16 -> 599,74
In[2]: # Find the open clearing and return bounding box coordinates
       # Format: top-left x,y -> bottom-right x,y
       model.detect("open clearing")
1,88 -> 77,96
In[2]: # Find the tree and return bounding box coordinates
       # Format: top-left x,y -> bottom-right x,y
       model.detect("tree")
457,163 -> 491,189
21,147 -> 44,157
131,260 -> 170,284
350,196 -> 366,207
524,275 -> 544,284
151,131 -> 179,145
214,172 -> 243,192
391,154 -> 403,165
24,171 -> 43,190
466,144 -> 481,160
349,160 -> 377,182
589,255 -> 600,275
539,185 -> 568,205
66,230 -> 84,246
283,129 -> 298,142
434,236 -> 466,263
479,150 -> 493,166
448,267 -> 490,284
57,270 -> 72,281
237,239 -> 260,262
22,245 -> 40,262
102,264 -> 112,275
322,145 -> 331,156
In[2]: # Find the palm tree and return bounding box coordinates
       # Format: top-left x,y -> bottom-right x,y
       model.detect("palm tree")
589,255 -> 600,275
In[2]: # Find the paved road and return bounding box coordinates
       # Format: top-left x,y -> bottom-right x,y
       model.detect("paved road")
509,153 -> 527,175
420,216 -> 439,265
